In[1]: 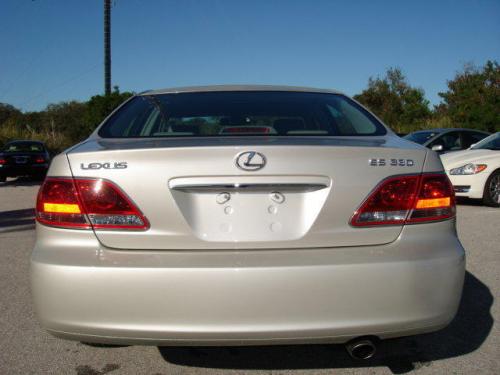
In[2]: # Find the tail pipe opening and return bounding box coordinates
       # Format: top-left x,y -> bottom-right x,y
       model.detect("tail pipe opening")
345,337 -> 377,360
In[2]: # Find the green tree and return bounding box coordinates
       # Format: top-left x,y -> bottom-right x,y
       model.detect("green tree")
0,103 -> 21,126
438,60 -> 500,132
42,101 -> 87,138
81,87 -> 133,140
354,68 -> 431,133
0,87 -> 134,152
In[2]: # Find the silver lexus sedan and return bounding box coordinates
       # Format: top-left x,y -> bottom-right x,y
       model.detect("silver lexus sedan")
31,86 -> 465,359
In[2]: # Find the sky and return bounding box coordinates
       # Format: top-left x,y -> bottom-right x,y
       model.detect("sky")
1,0 -> 499,112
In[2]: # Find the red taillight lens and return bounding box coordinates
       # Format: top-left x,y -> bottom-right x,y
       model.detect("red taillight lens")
351,173 -> 455,226
0,158 -> 6,165
36,179 -> 89,228
35,157 -> 45,163
36,178 -> 149,230
351,175 -> 420,226
74,179 -> 148,229
408,174 -> 456,223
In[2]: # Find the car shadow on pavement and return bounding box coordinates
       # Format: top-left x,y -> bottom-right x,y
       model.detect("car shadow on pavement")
0,207 -> 36,233
0,176 -> 42,187
456,197 -> 484,206
158,271 -> 493,374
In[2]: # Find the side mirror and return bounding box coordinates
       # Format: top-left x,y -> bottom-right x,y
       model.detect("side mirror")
431,144 -> 443,152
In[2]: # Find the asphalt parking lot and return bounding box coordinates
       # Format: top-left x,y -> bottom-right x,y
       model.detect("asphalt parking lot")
0,178 -> 498,375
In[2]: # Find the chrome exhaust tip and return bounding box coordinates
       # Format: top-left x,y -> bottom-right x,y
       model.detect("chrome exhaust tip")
345,338 -> 376,360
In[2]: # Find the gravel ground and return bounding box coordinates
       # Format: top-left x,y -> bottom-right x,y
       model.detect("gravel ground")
0,177 -> 498,375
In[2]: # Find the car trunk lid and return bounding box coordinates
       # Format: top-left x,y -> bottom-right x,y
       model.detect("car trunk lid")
66,136 -> 427,249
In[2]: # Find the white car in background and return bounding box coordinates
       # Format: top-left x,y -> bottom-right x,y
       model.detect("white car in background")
441,132 -> 500,207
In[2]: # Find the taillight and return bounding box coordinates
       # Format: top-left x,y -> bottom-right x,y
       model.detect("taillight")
408,174 -> 456,223
34,157 -> 45,163
36,177 -> 149,230
221,126 -> 272,134
350,173 -> 455,226
75,179 -> 148,229
0,158 -> 6,165
36,179 -> 89,228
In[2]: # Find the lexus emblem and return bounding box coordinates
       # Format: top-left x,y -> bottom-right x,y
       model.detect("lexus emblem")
235,151 -> 266,171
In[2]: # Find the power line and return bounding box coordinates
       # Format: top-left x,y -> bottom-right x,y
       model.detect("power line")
18,63 -> 100,109
0,41 -> 52,97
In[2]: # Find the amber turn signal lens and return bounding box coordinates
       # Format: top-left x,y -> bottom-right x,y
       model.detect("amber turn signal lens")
43,203 -> 81,214
415,197 -> 451,209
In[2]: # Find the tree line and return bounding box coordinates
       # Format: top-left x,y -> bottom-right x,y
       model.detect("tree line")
0,87 -> 133,153
354,60 -> 499,134
1,60 -> 498,154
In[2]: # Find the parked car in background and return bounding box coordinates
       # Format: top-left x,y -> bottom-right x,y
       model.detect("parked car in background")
0,140 -> 51,182
31,86 -> 465,359
404,128 -> 490,153
441,132 -> 500,207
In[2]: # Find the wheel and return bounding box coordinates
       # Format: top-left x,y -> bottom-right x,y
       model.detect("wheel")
483,170 -> 500,207
0,175 -> 6,183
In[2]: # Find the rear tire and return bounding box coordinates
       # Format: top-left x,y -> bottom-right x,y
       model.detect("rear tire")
0,175 -> 6,183
483,170 -> 500,207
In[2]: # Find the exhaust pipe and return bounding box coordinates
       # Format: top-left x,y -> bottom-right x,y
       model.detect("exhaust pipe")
345,338 -> 376,360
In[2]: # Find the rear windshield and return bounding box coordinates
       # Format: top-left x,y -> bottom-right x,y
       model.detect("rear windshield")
404,131 -> 440,145
98,91 -> 387,138
3,142 -> 44,152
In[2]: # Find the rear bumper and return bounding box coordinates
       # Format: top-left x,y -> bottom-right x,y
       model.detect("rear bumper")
447,174 -> 487,199
0,164 -> 48,176
31,220 -> 465,345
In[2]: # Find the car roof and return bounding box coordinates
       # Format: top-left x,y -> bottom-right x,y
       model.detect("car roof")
6,140 -> 45,145
140,85 -> 344,96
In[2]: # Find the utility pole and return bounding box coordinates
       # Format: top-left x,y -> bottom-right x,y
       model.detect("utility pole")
104,0 -> 111,95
